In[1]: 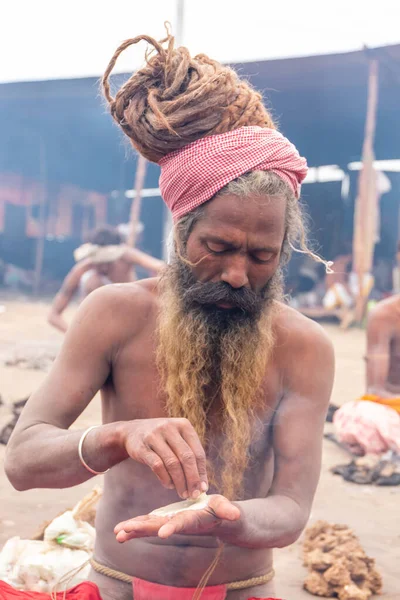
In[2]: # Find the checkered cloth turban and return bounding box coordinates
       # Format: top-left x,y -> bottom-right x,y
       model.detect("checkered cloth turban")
158,126 -> 308,221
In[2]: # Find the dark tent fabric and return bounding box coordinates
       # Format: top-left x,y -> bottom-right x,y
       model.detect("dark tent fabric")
0,43 -> 399,276
1,43 -> 399,193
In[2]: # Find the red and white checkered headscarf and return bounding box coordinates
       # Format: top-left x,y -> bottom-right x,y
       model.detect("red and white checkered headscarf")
158,126 -> 308,221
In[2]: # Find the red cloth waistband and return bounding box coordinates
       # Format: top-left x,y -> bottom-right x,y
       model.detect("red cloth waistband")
0,580 -> 283,600
133,578 -> 283,600
133,577 -> 226,600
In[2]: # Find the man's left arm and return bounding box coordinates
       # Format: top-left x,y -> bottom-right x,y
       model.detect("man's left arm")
219,323 -> 335,549
122,247 -> 165,274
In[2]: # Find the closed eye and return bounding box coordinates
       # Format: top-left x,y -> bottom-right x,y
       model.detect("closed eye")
251,252 -> 275,264
205,242 -> 231,254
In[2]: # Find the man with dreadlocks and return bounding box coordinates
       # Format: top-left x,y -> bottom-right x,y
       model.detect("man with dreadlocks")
5,30 -> 334,600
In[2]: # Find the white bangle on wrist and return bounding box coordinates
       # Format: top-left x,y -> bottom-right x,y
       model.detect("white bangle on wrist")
78,425 -> 110,476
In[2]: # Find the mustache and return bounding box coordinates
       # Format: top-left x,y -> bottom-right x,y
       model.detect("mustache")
182,280 -> 265,314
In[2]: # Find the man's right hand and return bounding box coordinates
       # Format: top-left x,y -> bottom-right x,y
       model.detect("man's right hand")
121,418 -> 208,500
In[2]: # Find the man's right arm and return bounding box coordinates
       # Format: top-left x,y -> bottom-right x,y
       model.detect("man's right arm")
6,287 -> 132,490
6,285 -> 208,498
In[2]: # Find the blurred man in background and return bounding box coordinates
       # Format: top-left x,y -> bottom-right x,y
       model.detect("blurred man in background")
365,295 -> 400,400
333,294 -> 400,457
48,226 -> 164,332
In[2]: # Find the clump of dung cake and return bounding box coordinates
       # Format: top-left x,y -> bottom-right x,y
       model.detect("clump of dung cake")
303,521 -> 382,599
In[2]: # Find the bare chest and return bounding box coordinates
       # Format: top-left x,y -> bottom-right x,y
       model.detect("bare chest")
101,325 -> 282,468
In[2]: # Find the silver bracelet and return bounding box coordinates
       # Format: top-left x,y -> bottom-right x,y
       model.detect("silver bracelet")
78,425 -> 110,476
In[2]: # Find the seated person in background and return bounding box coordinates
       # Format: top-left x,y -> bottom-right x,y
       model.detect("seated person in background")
333,295 -> 400,455
289,256 -> 325,310
365,295 -> 400,404
48,226 -> 164,332
322,247 -> 373,329
372,257 -> 393,299
322,247 -> 352,310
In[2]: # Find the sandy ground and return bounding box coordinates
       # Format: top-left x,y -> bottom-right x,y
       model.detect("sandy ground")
0,299 -> 399,599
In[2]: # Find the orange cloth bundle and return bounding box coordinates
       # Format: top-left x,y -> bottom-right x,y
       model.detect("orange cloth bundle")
360,394 -> 400,414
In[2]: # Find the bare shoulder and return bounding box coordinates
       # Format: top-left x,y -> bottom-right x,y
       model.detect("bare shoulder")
272,302 -> 334,395
273,302 -> 334,367
366,296 -> 400,343
72,278 -> 159,340
274,301 -> 332,348
368,295 -> 400,325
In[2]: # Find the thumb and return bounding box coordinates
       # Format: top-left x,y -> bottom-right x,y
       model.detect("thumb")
209,495 -> 241,521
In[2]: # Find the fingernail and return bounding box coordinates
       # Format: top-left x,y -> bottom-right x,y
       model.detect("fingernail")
192,490 -> 200,499
201,482 -> 208,492
182,491 -> 189,499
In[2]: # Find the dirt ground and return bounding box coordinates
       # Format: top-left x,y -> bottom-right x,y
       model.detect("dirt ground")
0,298 -> 399,599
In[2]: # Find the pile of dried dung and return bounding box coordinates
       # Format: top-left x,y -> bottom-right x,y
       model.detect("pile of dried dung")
0,397 -> 28,445
303,521 -> 382,599
332,452 -> 400,486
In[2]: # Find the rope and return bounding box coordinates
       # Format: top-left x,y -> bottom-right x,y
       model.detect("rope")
90,557 -> 275,591
90,558 -> 132,584
227,570 -> 275,590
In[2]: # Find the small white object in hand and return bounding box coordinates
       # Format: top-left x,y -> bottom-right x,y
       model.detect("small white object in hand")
150,493 -> 209,517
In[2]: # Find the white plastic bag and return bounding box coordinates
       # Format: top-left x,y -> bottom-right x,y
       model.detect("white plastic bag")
0,537 -> 90,592
44,511 -> 95,551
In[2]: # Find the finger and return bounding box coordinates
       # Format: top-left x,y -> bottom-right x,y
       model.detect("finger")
114,515 -> 152,534
116,524 -> 157,542
157,512 -> 195,539
115,517 -> 167,542
208,495 -> 241,521
157,508 -> 216,539
158,521 -> 179,539
148,439 -> 189,499
179,421 -> 209,491
140,448 -> 175,490
116,527 -> 152,543
117,516 -> 167,534
167,433 -> 204,499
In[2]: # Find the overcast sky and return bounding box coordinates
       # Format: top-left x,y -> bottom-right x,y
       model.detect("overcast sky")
0,0 -> 399,83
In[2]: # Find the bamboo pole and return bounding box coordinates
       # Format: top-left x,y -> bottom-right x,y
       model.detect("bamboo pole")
162,0 -> 185,260
127,154 -> 147,248
33,137 -> 47,296
352,58 -> 379,323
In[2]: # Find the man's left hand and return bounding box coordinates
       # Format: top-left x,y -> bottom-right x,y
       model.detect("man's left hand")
114,495 -> 240,542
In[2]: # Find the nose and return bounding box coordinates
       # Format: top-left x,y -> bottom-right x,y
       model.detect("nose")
220,255 -> 249,289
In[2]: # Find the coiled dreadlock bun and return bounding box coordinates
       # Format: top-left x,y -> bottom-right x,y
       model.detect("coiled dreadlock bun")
102,26 -> 275,163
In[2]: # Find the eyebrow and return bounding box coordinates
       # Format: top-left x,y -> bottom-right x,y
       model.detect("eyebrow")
204,235 -> 238,247
252,246 -> 280,253
204,235 -> 279,253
